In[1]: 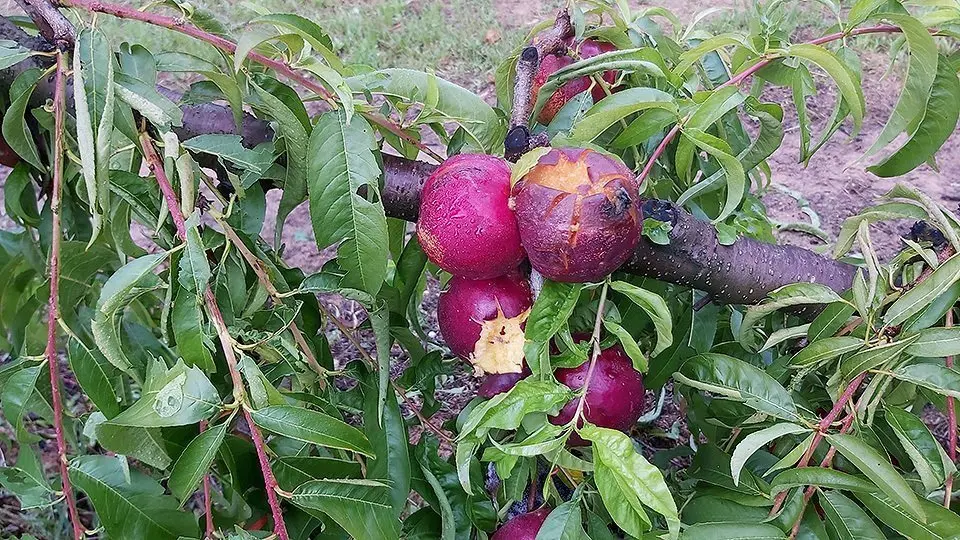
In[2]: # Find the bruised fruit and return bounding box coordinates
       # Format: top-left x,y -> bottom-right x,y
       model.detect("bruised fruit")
491,507 -> 552,540
417,154 -> 525,280
478,364 -> 531,398
550,340 -> 645,445
511,147 -> 640,282
530,39 -> 618,124
437,273 -> 532,375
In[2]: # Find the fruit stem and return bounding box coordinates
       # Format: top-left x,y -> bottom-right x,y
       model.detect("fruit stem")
46,48 -> 85,540
138,128 -> 290,540
570,280 -> 610,433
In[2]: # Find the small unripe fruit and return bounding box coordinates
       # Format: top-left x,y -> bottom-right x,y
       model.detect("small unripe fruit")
417,154 -> 525,279
437,273 -> 532,375
550,340 -> 645,446
477,364 -> 531,398
512,148 -> 640,282
491,507 -> 552,540
530,39 -> 618,124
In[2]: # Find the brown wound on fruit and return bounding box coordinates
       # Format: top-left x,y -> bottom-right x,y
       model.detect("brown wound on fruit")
469,307 -> 530,375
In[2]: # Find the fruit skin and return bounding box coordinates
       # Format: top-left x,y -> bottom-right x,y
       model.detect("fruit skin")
477,364 -> 531,398
417,153 -> 525,279
491,507 -> 552,540
530,39 -> 618,124
437,273 -> 532,373
511,147 -> 640,282
0,130 -> 19,168
550,340 -> 646,446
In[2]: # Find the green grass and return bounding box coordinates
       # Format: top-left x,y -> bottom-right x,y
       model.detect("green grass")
88,0 -> 524,91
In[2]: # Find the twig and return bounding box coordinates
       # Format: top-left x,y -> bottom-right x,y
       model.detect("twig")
200,420 -> 214,539
14,0 -> 74,49
215,218 -> 329,387
637,24 -> 916,185
569,281 -> 610,434
317,301 -> 453,445
504,10 -> 572,161
946,309 -> 957,508
46,48 -> 85,540
55,0 -> 444,163
138,130 -> 289,540
769,372 -> 866,516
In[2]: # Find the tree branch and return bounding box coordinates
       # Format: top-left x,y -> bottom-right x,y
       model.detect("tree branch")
0,13 -> 856,307
45,48 -> 85,540
14,0 -> 74,49
139,130 -> 290,540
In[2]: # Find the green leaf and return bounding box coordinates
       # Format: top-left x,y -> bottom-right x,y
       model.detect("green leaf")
891,363 -> 960,398
862,14 -> 939,158
108,359 -> 220,427
525,281 -> 582,342
3,163 -> 39,227
0,39 -> 32,70
69,455 -> 198,539
307,110 -> 388,295
290,479 -> 400,540
91,252 -> 167,378
603,319 -> 647,372
67,337 -> 121,418
535,497 -> 586,540
730,423 -> 808,486
824,433 -> 923,520
681,523 -> 785,539
347,68 -> 503,152
581,425 -> 679,539
364,374 -> 410,517
789,336 -> 862,368
675,353 -> 799,421
809,301 -> 856,342
273,456 -> 362,491
679,127 -> 746,223
609,281 -> 673,356
181,134 -> 274,178
73,27 -> 116,248
770,468 -> 877,496
740,283 -> 843,349
819,490 -> 885,540
178,212 -> 211,293
252,81 -> 309,247
250,404 -> 374,457
857,491 -> 960,539
0,445 -> 54,510
840,334 -> 918,378
570,87 -> 677,142
788,43 -> 865,134
2,68 -> 44,170
114,73 -> 182,128
458,379 -> 573,439
94,419 -> 171,469
1,364 -> 44,443
906,326 -> 960,357
168,422 -> 228,501
868,56 -> 960,177
171,288 -> 216,373
883,406 -> 948,491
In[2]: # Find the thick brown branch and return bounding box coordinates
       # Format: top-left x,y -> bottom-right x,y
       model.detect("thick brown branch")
14,0 -> 74,50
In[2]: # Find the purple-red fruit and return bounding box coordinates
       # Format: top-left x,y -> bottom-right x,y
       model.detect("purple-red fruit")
550,341 -> 645,446
417,154 -> 525,280
477,364 -> 532,398
0,130 -> 19,168
511,147 -> 640,282
437,273 -> 532,374
491,507 -> 552,540
530,39 -> 618,124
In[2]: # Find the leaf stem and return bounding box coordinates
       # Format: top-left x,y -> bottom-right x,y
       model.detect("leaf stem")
138,129 -> 289,540
47,48 -> 85,540
637,23 -> 915,185
55,0 -> 444,163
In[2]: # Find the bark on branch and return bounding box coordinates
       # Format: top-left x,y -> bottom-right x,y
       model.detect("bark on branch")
0,14 -> 857,307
